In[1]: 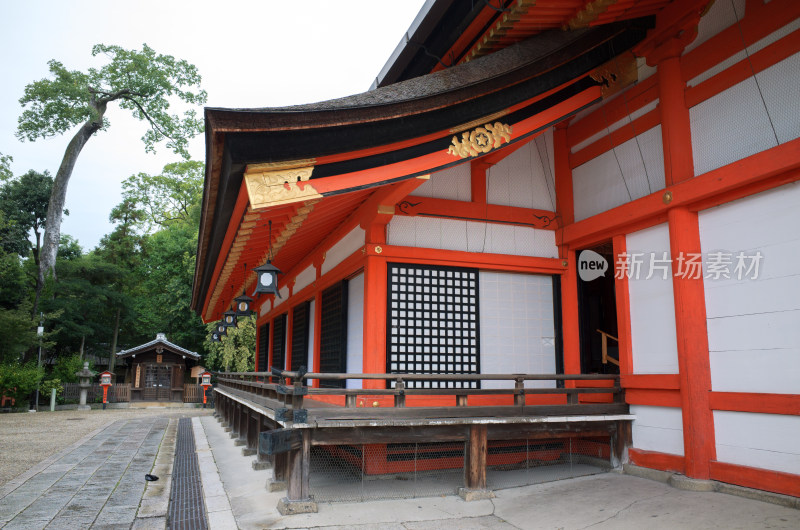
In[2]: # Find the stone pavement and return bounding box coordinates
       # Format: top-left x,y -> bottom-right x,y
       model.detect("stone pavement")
197,413 -> 800,529
2,409 -> 799,529
0,415 -> 174,529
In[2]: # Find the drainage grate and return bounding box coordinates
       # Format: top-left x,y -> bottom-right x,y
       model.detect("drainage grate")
168,418 -> 208,530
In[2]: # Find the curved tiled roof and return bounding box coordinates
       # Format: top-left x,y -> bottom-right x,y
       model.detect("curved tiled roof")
116,333 -> 200,359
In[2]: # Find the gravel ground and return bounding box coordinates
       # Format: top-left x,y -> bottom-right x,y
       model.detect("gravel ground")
0,407 -> 211,488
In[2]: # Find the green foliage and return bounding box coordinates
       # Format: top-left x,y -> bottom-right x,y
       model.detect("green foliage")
52,354 -> 94,384
40,378 -> 63,398
41,239 -> 130,359
0,153 -> 11,182
122,160 -> 203,231
0,362 -> 43,403
17,44 -> 207,159
0,300 -> 38,364
205,316 -> 256,372
0,169 -> 55,257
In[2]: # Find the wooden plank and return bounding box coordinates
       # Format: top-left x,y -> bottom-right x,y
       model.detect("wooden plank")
259,428 -> 303,455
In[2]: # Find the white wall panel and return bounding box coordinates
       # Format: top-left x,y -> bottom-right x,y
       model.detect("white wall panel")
758,50 -> 800,145
488,138 -> 555,211
714,411 -> 800,475
410,163 -> 471,201
700,182 -> 800,394
571,99 -> 659,153
630,405 -> 685,456
293,265 -> 316,293
572,126 -> 664,221
690,77 -> 779,176
321,226 -> 365,275
627,224 -> 680,374
387,216 -> 558,258
346,273 -> 364,389
684,0 -> 746,54
480,272 -> 555,389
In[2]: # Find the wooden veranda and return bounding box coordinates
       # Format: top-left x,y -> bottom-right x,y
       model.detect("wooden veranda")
213,370 -> 632,513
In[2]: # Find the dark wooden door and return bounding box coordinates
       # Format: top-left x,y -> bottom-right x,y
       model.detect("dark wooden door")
143,364 -> 172,401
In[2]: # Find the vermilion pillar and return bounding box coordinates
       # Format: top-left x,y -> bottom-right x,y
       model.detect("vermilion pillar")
362,253 -> 387,390
668,207 -> 715,479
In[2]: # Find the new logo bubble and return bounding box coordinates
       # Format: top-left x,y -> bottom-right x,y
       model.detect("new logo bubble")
578,250 -> 608,282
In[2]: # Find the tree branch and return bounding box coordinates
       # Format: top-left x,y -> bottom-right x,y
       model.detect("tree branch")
120,94 -> 177,142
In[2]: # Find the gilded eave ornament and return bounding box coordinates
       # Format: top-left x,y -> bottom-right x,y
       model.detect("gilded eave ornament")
447,122 -> 513,159
244,159 -> 322,209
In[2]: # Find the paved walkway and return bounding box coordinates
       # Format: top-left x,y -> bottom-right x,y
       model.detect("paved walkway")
198,414 -> 800,529
0,415 -> 172,529
2,410 -> 799,529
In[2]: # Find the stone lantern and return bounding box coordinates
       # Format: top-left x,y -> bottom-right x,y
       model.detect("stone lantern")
75,361 -> 96,411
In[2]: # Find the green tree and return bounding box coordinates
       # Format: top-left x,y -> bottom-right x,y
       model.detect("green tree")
133,215 -> 206,353
0,153 -> 12,181
16,43 -> 207,315
205,316 -> 256,372
0,170 -> 57,274
122,160 -> 203,231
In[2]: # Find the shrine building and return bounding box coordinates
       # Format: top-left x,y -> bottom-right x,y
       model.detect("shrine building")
192,0 -> 800,509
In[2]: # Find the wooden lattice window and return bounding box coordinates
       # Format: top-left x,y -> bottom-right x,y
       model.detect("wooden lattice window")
272,313 -> 287,371
291,301 -> 311,372
319,281 -> 348,388
258,322 -> 270,372
387,263 -> 481,389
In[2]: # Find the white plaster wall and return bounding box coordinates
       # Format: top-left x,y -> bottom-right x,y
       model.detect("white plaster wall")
346,273 -> 364,389
410,163 -> 471,201
684,0 -> 746,54
293,264 -> 316,293
479,272 -> 556,389
572,126 -> 665,221
627,223 -> 680,374
487,136 -> 556,211
630,405 -> 685,456
307,300 -> 315,374
387,216 -> 557,258
690,49 -> 800,176
714,411 -> 800,475
321,226 -> 365,275
700,182 -> 800,394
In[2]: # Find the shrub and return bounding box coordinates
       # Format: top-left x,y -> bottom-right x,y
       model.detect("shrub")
0,362 -> 44,404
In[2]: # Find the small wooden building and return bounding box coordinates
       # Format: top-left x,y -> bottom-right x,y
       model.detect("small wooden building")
117,333 -> 201,402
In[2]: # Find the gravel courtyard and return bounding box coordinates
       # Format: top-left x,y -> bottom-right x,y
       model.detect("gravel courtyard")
0,408 -> 210,488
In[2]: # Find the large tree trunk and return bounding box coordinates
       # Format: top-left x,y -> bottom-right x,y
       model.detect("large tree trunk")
109,307 -> 121,373
32,104 -> 106,318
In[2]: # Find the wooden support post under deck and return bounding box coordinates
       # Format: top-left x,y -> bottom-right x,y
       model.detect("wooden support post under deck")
460,425 -> 494,501
268,451 -> 288,492
277,430 -> 317,514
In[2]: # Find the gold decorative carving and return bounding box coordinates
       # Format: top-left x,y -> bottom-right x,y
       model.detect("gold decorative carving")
447,122 -> 513,159
449,110 -> 509,134
565,0 -> 617,30
663,191 -> 673,204
244,161 -> 321,209
416,174 -> 431,180
374,245 -> 383,254
590,52 -> 638,97
377,205 -> 395,215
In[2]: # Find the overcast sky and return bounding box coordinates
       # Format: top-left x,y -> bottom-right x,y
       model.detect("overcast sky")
0,0 -> 426,250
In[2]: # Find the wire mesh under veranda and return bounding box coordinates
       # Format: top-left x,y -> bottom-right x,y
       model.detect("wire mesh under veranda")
308,436 -> 613,503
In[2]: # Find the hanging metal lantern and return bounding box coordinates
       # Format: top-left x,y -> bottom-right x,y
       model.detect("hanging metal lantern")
252,261 -> 282,297
234,292 -> 254,317
210,331 -> 221,342
222,309 -> 237,327
216,321 -> 227,336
